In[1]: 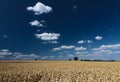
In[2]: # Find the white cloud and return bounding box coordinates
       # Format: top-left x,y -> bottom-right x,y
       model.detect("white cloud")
61,45 -> 76,49
35,33 -> 60,41
0,49 -> 40,60
87,40 -> 93,43
0,49 -> 9,52
53,45 -> 76,51
93,50 -> 113,55
75,52 -> 81,55
76,51 -> 88,55
78,40 -> 93,44
0,49 -> 12,57
27,2 -> 52,15
91,43 -> 120,56
41,55 -> 55,60
50,41 -> 58,44
43,41 -> 58,44
75,47 -> 87,51
78,40 -> 85,44
95,36 -> 103,40
15,54 -> 39,59
29,20 -> 44,27
101,44 -> 120,49
53,48 -> 62,51
41,56 -> 48,59
114,51 -> 120,54
92,43 -> 120,50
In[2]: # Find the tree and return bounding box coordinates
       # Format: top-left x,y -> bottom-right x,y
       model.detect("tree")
73,57 -> 78,61
69,58 -> 72,61
35,58 -> 38,61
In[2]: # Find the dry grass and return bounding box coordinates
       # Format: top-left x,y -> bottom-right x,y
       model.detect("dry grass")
0,61 -> 120,82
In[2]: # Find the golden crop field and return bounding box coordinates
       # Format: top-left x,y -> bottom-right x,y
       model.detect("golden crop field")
0,61 -> 120,82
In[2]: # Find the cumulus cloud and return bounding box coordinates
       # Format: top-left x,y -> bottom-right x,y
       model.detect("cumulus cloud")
91,43 -> 120,56
75,47 -> 87,51
53,48 -> 62,51
87,40 -> 93,43
41,56 -> 49,59
95,36 -> 103,40
78,40 -> 93,44
61,45 -> 76,49
75,52 -> 81,55
27,2 -> 52,15
0,49 -> 40,60
93,50 -> 113,55
92,43 -> 120,50
78,40 -> 85,44
40,55 -> 55,60
50,41 -> 58,44
53,45 -> 86,52
53,45 -> 76,51
75,51 -> 88,55
0,49 -> 12,57
15,54 -> 39,60
43,41 -> 58,44
29,20 -> 44,27
114,51 -> 120,54
35,33 -> 60,41
101,44 -> 120,49
0,49 -> 9,52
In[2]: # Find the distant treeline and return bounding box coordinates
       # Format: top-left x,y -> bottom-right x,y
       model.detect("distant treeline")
69,57 -> 116,62
69,59 -> 116,62
79,59 -> 115,62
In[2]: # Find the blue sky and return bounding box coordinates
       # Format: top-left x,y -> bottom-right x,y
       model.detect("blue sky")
0,0 -> 120,60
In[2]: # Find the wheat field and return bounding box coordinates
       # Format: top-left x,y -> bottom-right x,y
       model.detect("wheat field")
0,61 -> 120,82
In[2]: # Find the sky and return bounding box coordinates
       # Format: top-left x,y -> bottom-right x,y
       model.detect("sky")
1,0 -> 120,60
